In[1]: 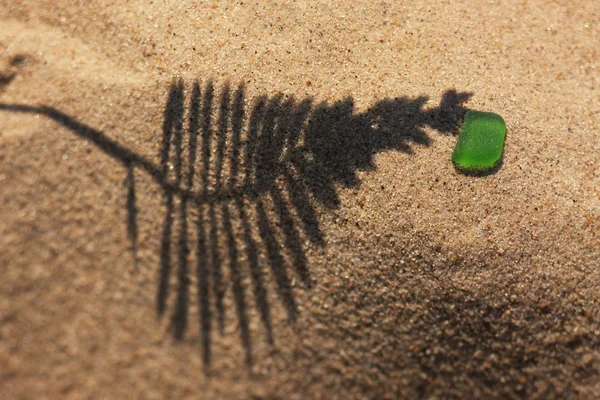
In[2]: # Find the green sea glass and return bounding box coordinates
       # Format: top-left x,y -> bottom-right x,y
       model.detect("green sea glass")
452,110 -> 506,172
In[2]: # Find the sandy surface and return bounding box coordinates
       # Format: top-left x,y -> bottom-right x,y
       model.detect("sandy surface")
1,1 -> 599,399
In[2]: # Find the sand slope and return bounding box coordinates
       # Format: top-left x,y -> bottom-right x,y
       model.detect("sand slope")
1,1 -> 599,398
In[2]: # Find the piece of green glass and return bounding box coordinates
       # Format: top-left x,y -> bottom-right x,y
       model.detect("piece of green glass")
452,110 -> 506,172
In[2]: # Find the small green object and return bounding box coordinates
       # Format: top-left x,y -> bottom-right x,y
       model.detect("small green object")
452,110 -> 506,172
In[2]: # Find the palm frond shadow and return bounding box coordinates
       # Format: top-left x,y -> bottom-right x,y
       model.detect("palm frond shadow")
0,81 -> 471,370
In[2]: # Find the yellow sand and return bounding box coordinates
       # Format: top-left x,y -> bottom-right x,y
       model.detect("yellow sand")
1,1 -> 599,398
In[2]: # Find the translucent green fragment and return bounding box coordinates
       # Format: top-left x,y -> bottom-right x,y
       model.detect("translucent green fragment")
452,110 -> 506,172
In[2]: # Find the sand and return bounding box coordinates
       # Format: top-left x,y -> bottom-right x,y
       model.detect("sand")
1,1 -> 599,398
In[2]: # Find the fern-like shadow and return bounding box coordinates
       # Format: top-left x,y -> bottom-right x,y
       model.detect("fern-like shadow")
0,81 -> 470,369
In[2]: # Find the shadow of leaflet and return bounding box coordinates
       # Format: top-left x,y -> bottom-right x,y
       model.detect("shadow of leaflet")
0,82 -> 470,369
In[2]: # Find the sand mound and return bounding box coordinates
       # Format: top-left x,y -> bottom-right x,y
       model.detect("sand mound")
1,2 -> 599,398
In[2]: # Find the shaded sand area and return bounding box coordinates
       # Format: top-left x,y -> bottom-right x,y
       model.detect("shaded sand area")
1,1 -> 599,398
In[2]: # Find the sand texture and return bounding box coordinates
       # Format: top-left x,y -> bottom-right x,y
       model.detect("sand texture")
1,1 -> 599,399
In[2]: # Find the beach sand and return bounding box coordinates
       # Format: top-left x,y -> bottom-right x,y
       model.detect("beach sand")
1,1 -> 599,398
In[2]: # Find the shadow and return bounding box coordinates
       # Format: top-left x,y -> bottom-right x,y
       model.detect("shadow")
0,81 -> 471,370
125,162 -> 138,258
454,155 -> 504,177
0,71 -> 16,91
0,55 -> 29,93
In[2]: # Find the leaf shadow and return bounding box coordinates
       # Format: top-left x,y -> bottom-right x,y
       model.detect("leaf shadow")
0,81 -> 471,371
